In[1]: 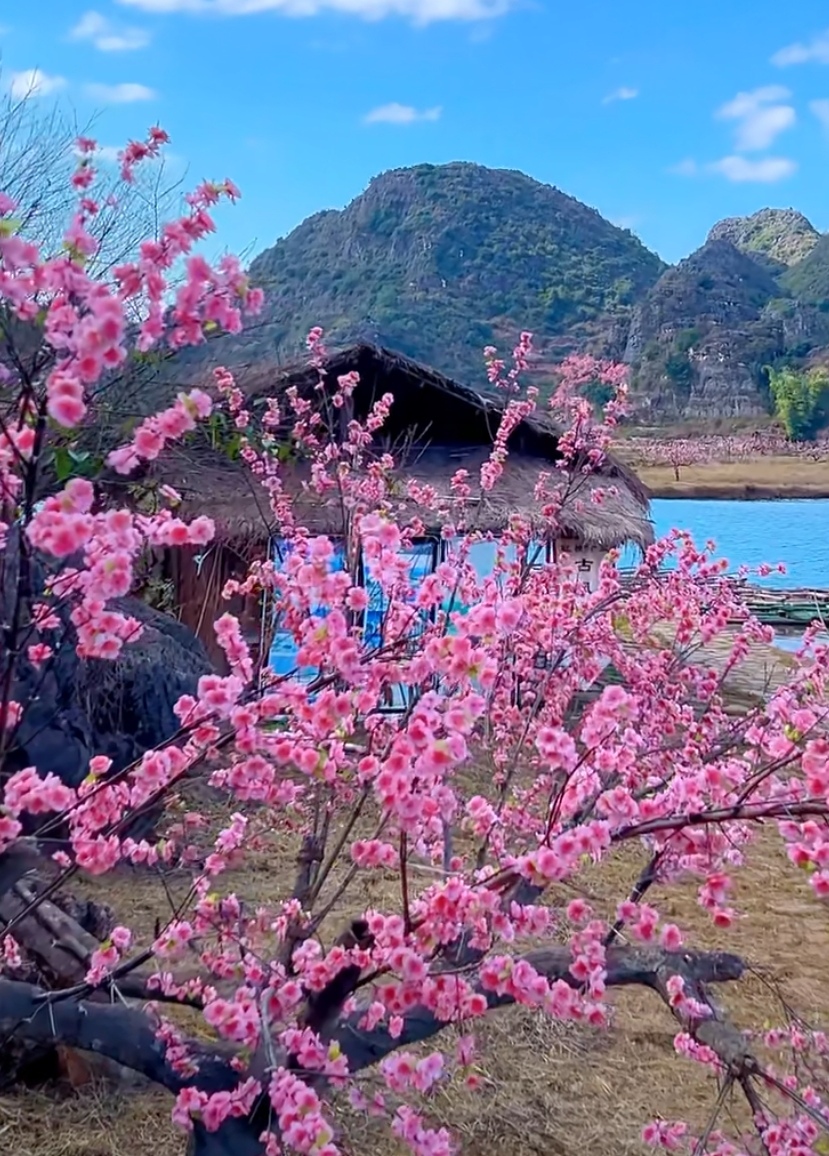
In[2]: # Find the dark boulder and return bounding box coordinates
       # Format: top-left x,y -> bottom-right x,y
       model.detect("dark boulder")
2,529 -> 214,836
78,594 -> 214,758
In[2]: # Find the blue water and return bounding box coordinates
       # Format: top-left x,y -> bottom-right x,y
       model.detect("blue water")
622,499 -> 829,590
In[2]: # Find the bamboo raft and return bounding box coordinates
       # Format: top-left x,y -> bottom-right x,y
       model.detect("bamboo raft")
742,589 -> 829,629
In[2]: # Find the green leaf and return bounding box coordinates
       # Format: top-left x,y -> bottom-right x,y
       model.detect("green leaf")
132,349 -> 165,366
223,432 -> 243,461
53,446 -> 74,483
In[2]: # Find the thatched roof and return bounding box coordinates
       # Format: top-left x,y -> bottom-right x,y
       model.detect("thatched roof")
146,344 -> 653,551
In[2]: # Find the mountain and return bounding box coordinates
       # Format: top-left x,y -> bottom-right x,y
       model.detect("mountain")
624,220 -> 829,421
625,239 -> 789,421
183,163 -> 829,427
706,208 -> 819,272
780,234 -> 829,303
213,163 -> 666,383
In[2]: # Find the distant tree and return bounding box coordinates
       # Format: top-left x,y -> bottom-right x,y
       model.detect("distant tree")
581,379 -> 615,411
664,352 -> 693,390
0,70 -> 181,277
653,438 -> 706,481
0,75 -> 188,478
767,364 -> 829,441
675,328 -> 701,354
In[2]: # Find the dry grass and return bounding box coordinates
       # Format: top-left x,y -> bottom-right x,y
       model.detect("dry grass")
652,630 -> 796,714
0,1086 -> 177,1156
3,677 -> 828,1155
636,457 -> 829,498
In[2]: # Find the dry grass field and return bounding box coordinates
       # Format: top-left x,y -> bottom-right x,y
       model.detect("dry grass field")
4,830 -> 826,1156
634,456 -> 829,499
1,638 -> 826,1156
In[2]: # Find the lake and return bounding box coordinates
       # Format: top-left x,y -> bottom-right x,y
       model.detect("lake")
622,498 -> 829,590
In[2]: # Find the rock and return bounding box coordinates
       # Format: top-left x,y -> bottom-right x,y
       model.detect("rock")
686,334 -> 775,419
1,529 -> 214,833
78,594 -> 214,756
2,528 -> 96,794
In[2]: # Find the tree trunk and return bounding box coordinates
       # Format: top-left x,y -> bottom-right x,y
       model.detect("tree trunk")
189,1119 -> 266,1156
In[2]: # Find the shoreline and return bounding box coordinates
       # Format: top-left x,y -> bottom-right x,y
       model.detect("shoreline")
624,450 -> 829,501
645,484 -> 829,501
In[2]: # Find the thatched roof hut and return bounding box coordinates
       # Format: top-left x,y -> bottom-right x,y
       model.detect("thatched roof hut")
140,345 -> 652,667
153,343 -> 653,553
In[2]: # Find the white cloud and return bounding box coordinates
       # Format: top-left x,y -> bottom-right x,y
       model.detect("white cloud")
708,155 -> 797,182
72,142 -> 182,169
811,98 -> 829,131
7,69 -> 67,99
72,143 -> 122,163
602,86 -> 638,105
84,81 -> 157,102
715,85 -> 796,151
669,158 -> 699,177
611,214 -> 642,231
733,104 -> 795,150
363,102 -> 442,124
716,85 -> 790,119
70,10 -> 151,51
116,0 -> 511,24
772,28 -> 829,67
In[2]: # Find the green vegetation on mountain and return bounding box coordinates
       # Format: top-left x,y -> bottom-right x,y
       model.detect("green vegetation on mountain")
780,234 -> 829,304
624,239 -> 795,420
242,163 -> 666,383
707,208 -> 819,271
182,163 -> 829,427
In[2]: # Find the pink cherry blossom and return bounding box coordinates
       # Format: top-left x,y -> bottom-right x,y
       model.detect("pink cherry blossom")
4,144 -> 829,1156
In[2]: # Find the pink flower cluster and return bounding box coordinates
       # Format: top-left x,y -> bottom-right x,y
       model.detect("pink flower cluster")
107,388 -> 213,474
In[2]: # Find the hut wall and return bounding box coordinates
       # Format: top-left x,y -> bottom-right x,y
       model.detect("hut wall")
164,532 -> 611,682
554,537 -> 606,592
165,544 -> 265,673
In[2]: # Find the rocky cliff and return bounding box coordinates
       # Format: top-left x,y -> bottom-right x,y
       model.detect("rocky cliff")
624,240 -> 785,420
625,228 -> 829,422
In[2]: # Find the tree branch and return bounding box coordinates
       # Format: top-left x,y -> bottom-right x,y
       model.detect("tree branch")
331,945 -> 748,1072
0,941 -> 767,1156
0,975 -> 237,1094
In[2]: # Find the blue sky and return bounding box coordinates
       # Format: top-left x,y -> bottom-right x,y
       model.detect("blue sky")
2,1 -> 829,265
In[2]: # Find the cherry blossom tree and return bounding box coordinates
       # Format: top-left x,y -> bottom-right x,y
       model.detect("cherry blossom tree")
627,431 -> 829,472
4,133 -> 829,1156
